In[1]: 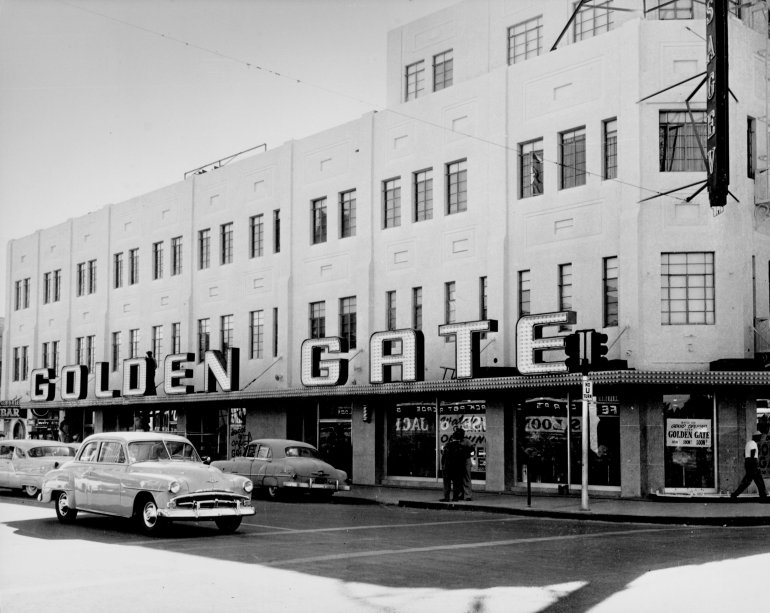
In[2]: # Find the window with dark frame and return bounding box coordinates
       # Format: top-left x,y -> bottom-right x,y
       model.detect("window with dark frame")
250,214 -> 264,257
518,270 -> 531,317
559,127 -> 586,189
603,256 -> 619,327
197,319 -> 210,363
508,15 -> 542,64
43,272 -> 51,304
414,169 -> 433,221
661,252 -> 715,325
250,310 -> 264,359
111,332 -> 121,371
171,236 -> 182,275
274,210 -> 281,253
54,269 -> 61,302
311,197 -> 327,244
659,111 -> 707,172
748,116 -> 756,179
405,60 -> 425,101
479,276 -> 488,339
383,178 -> 401,228
558,263 -> 573,330
114,253 -> 124,288
129,329 -> 139,359
573,0 -> 614,42
152,325 -> 163,364
520,139 -> 543,198
273,307 -> 279,357
309,301 -> 326,339
152,241 -> 164,280
340,190 -> 356,238
220,222 -> 233,265
386,291 -> 397,331
339,296 -> 357,350
658,0 -> 693,20
221,314 -> 233,353
412,286 -> 423,331
76,263 -> 85,297
603,118 -> 618,180
433,50 -> 453,91
171,322 -> 181,354
445,281 -> 456,344
129,248 -> 139,285
198,229 -> 211,269
447,159 -> 467,214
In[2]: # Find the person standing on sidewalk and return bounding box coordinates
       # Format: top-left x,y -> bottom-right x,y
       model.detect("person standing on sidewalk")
454,428 -> 476,502
731,431 -> 768,500
440,433 -> 464,501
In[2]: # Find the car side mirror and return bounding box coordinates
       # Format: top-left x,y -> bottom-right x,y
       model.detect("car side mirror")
202,456 -> 212,465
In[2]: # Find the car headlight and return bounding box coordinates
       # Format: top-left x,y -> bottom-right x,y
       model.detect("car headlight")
243,480 -> 253,493
169,481 -> 181,494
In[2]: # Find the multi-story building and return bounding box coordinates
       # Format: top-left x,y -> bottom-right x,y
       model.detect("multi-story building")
3,0 -> 770,498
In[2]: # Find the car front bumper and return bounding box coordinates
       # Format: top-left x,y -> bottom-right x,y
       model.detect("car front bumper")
160,498 -> 256,520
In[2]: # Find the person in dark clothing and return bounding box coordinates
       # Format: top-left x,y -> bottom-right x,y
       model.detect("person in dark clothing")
440,435 -> 464,501
454,428 -> 475,501
731,431 -> 768,499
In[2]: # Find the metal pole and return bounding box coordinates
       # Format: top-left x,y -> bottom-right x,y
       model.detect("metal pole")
526,463 -> 531,507
581,375 -> 590,511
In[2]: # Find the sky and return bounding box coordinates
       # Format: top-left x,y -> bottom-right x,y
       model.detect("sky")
0,0 -> 458,317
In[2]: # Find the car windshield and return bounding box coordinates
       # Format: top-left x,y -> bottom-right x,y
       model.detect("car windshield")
28,445 -> 77,458
127,440 -> 201,463
284,446 -> 320,459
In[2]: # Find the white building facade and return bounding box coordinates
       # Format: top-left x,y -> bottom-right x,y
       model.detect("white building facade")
4,0 -> 770,498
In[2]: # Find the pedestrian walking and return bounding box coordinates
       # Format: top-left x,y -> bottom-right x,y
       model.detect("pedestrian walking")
731,431 -> 768,500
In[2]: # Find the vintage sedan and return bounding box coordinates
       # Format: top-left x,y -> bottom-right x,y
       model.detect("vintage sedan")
212,438 -> 350,499
0,439 -> 78,497
40,432 -> 255,535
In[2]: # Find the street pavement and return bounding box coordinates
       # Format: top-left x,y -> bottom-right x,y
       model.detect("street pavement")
333,484 -> 770,525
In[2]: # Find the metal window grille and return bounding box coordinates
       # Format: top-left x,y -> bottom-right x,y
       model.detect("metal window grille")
658,0 -> 693,20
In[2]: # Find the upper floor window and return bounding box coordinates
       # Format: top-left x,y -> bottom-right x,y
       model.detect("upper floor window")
86,260 -> 96,294
386,290 -> 397,331
658,0 -> 693,20
446,159 -> 467,214
171,236 -> 183,275
13,346 -> 29,381
405,60 -> 425,101
309,301 -> 326,339
274,210 -> 281,253
520,139 -> 544,198
412,286 -> 423,331
433,50 -> 453,91
171,322 -> 181,354
339,296 -> 357,350
445,281 -> 456,324
659,111 -> 707,172
661,252 -> 715,325
311,197 -> 327,244
43,272 -> 52,304
559,127 -> 586,189
748,116 -> 756,179
603,256 -> 619,327
14,278 -> 30,310
220,222 -> 233,265
114,253 -> 124,289
129,328 -> 140,359
383,178 -> 401,228
250,310 -> 264,359
197,319 -> 210,362
250,214 -> 264,257
128,248 -> 139,285
518,270 -> 531,317
152,325 -> 163,364
53,270 -> 61,302
558,263 -> 573,331
603,118 -> 618,180
221,314 -> 233,353
340,190 -> 356,238
152,241 -> 164,280
479,276 -> 488,320
76,263 -> 86,297
198,229 -> 211,269
508,15 -> 542,64
574,0 -> 614,42
111,332 -> 121,372
414,169 -> 433,221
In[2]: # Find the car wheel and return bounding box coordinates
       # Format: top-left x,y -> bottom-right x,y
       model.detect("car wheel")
215,516 -> 242,534
135,495 -> 166,536
266,485 -> 280,500
24,485 -> 39,497
55,491 -> 78,524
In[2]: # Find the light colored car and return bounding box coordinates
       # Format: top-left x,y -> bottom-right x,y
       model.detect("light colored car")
212,438 -> 350,500
0,439 -> 78,497
40,432 -> 255,535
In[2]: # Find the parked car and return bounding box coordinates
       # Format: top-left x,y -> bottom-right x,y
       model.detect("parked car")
0,439 -> 78,497
212,438 -> 350,499
40,432 -> 255,535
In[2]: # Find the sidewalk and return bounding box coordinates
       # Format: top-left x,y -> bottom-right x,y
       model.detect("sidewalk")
333,485 -> 770,526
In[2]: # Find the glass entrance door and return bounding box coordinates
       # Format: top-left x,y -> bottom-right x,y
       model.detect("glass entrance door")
663,394 -> 716,493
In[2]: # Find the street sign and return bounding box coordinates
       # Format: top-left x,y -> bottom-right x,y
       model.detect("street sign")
582,379 -> 593,401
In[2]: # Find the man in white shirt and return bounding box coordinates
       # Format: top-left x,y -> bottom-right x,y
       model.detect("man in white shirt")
731,431 -> 768,499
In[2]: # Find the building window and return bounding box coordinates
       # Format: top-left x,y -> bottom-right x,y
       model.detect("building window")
76,263 -> 86,297
311,197 -> 327,244
221,315 -> 233,353
520,139 -> 544,198
603,256 -> 619,327
42,340 -> 59,373
414,169 -> 433,221
339,297 -> 357,349
53,269 -> 61,302
405,60 -> 425,101
197,319 -> 210,362
152,241 -> 164,280
559,264 -> 573,331
658,0 -> 693,20
445,281 -> 456,341
518,270 -> 531,317
21,278 -> 29,308
198,229 -> 211,269
274,210 -> 281,253
42,341 -> 50,368
560,127 -> 586,189
129,329 -> 139,359
603,118 -> 618,180
171,236 -> 182,275
152,325 -> 163,363
43,272 -> 52,304
661,252 -> 715,325
220,222 -> 233,265
433,49 -> 453,91
386,291 -> 397,331
309,301 -> 326,339
574,0 -> 614,42
748,116 -> 756,179
171,322 -> 181,354
111,332 -> 121,372
383,178 -> 401,228
75,336 -> 85,366
340,190 -> 356,238
479,276 -> 488,320
447,159 -> 467,214
273,307 -> 279,358
114,253 -> 124,288
249,214 -> 264,257
86,259 -> 96,294
250,310 -> 264,359
86,335 -> 95,372
659,111 -> 707,172
129,249 -> 139,285
412,287 -> 423,331
13,346 -> 29,381
508,15 -> 542,64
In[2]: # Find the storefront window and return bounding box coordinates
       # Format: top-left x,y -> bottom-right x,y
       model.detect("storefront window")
439,401 -> 487,479
755,398 -> 769,479
319,405 -> 352,478
229,408 -> 249,458
663,394 -> 715,491
517,395 -> 620,488
387,403 -> 437,478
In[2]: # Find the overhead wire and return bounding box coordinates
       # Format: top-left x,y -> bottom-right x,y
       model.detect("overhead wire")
57,0 -> 720,207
